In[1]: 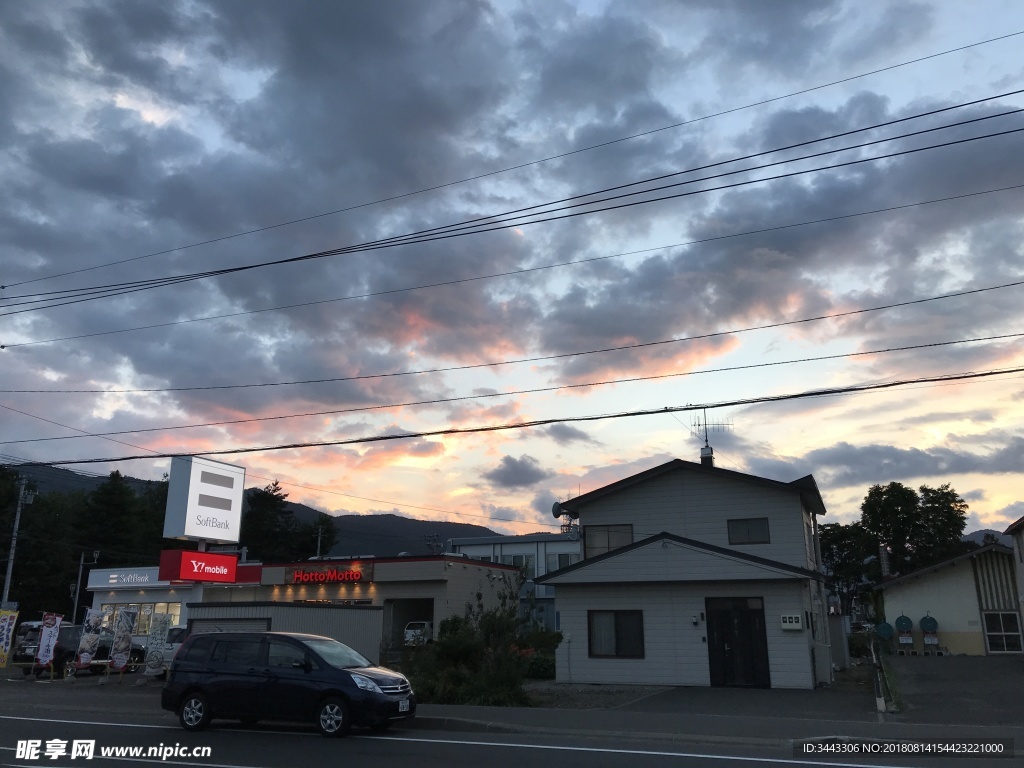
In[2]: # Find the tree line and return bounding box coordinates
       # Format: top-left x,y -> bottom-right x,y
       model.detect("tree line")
819,481 -> 978,616
0,468 -> 337,622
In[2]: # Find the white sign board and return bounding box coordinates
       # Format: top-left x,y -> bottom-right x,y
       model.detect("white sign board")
163,457 -> 245,543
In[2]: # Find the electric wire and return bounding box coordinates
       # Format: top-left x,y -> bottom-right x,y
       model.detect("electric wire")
13,365 -> 1024,467
6,272 -> 1024,389
4,331 -> 1020,444
4,102 -> 1023,316
7,28 -> 1020,291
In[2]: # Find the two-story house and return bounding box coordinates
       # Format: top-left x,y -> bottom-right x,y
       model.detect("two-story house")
535,450 -> 832,689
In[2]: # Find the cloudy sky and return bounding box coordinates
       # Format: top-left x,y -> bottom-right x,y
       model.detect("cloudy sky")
2,0 -> 1023,537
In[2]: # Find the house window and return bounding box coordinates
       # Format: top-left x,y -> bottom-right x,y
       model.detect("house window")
588,610 -> 644,658
584,525 -> 633,558
500,554 -> 535,580
545,552 -> 581,573
728,518 -> 770,545
984,612 -> 1023,653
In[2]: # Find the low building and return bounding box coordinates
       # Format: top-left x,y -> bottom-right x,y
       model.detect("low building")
87,555 -> 523,659
536,451 -> 832,689
448,532 -> 581,629
873,544 -> 1020,655
85,564 -> 262,634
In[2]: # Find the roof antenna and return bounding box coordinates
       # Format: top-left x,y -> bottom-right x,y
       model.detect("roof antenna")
689,408 -> 733,468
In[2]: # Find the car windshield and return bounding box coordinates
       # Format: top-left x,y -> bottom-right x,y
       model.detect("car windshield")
300,638 -> 371,669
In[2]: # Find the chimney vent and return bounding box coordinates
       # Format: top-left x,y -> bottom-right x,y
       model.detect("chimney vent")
700,444 -> 714,467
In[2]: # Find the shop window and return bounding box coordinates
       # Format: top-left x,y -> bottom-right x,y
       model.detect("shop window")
984,612 -> 1023,653
545,552 -> 581,573
728,518 -> 770,545
584,525 -> 633,558
588,610 -> 644,658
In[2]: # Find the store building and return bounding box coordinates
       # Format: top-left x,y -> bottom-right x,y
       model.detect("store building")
87,555 -> 521,657
448,532 -> 581,629
85,563 -> 262,635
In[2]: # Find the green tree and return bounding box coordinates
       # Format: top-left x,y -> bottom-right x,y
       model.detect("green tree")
240,481 -> 298,562
914,483 -> 970,565
819,522 -> 874,614
859,481 -> 970,575
299,512 -> 339,559
75,471 -> 145,568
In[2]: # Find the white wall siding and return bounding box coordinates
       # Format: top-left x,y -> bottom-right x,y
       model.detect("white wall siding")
579,467 -> 809,568
555,581 -> 813,689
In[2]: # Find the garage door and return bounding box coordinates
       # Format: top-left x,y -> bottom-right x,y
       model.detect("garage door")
189,618 -> 271,633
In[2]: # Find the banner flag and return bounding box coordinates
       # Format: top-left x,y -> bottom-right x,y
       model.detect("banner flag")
76,609 -> 104,669
0,610 -> 18,668
109,607 -> 138,671
144,613 -> 173,675
35,613 -> 63,666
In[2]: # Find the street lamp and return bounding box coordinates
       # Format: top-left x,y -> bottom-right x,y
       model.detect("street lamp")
71,550 -> 100,624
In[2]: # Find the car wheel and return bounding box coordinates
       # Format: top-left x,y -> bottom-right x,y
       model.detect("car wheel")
315,697 -> 350,737
178,693 -> 211,731
127,652 -> 145,673
62,659 -> 77,679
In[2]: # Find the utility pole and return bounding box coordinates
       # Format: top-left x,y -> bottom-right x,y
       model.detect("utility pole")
71,550 -> 100,624
2,478 -> 31,608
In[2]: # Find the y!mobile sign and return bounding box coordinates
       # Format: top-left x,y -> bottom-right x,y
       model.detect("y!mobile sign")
159,550 -> 238,583
163,456 -> 245,543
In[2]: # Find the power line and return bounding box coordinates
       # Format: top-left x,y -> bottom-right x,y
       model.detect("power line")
0,424 -> 556,529
5,106 -> 1022,316
6,270 -> 1024,389
3,331 -> 1020,443
13,365 -> 1024,467
7,28 -> 1020,291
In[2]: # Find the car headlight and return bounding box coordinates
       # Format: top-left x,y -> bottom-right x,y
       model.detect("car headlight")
350,674 -> 382,693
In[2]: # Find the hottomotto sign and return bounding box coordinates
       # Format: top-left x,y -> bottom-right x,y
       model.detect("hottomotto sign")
163,457 -> 245,543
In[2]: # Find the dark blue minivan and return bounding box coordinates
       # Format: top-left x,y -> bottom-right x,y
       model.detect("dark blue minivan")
161,631 -> 415,736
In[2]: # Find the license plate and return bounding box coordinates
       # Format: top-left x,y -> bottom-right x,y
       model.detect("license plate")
398,699 -> 410,712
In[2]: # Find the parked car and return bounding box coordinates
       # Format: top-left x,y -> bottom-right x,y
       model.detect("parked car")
161,631 -> 416,736
403,621 -> 433,646
12,624 -> 145,678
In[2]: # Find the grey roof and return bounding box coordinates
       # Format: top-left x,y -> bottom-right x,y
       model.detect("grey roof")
555,458 -> 827,518
872,543 -> 1014,591
534,531 -> 823,584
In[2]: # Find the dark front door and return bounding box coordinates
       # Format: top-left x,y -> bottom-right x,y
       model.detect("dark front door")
706,597 -> 770,688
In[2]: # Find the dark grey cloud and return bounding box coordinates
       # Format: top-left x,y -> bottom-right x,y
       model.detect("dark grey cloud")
483,454 -> 552,488
540,423 -> 600,446
751,437 -> 1024,490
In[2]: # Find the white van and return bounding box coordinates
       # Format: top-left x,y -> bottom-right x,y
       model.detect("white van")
403,621 -> 433,646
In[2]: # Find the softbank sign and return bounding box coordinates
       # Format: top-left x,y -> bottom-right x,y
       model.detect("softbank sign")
159,550 -> 238,583
163,456 -> 245,543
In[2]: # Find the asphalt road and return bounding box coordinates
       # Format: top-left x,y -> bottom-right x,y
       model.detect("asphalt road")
0,679 -> 1010,768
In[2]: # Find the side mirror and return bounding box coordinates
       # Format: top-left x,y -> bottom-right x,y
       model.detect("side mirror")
292,660 -> 312,673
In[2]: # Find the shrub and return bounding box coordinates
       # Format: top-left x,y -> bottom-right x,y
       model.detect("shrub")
403,572 -> 534,706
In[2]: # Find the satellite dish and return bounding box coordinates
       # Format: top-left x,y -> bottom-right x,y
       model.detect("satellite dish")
551,501 -> 563,520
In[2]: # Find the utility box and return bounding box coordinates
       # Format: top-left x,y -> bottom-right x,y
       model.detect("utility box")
780,614 -> 803,630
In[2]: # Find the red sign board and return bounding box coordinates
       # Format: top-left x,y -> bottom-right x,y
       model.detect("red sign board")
159,550 -> 238,583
